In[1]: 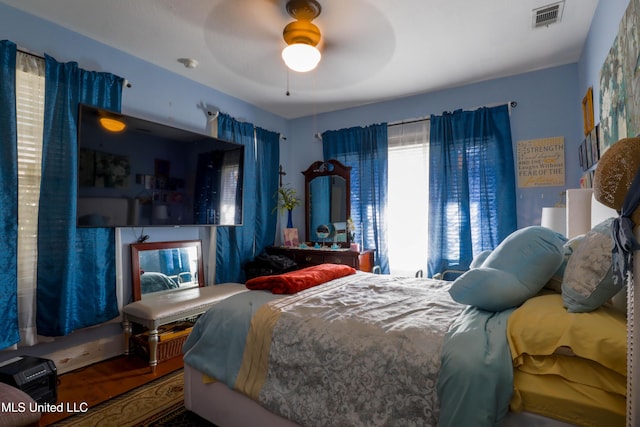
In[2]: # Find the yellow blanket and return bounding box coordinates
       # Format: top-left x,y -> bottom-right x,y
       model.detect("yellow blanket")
511,371 -> 625,427
234,302 -> 282,399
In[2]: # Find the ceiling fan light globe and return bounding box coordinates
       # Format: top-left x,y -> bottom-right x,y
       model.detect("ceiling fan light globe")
282,44 -> 321,72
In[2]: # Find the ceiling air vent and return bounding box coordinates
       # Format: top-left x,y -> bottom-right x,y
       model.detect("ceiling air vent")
533,1 -> 564,28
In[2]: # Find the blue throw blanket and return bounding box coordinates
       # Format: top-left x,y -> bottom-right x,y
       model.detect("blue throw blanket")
183,290 -> 281,386
437,306 -> 515,427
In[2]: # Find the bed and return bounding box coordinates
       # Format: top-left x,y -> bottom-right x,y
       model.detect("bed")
182,193 -> 628,427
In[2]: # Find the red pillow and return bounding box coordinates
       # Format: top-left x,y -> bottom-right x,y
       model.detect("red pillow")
245,263 -> 356,294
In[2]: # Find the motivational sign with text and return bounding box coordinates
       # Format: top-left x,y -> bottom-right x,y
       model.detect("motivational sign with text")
517,137 -> 565,188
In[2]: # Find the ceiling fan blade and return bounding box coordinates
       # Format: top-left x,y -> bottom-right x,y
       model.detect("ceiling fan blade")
206,0 -> 286,42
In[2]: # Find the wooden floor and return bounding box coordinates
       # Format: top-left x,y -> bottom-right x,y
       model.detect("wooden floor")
39,354 -> 183,426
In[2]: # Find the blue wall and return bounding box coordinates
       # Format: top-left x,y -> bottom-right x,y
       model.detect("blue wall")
0,2 -> 289,274
0,0 -> 632,367
286,64 -> 581,231
0,5 -> 288,137
284,0 -> 633,233
0,1 -> 631,236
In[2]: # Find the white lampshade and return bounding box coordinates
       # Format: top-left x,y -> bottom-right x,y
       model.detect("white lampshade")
566,188 -> 593,238
590,193 -> 617,226
282,43 -> 321,72
541,207 -> 567,235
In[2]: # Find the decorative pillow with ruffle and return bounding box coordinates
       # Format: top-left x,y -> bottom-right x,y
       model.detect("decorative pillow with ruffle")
561,218 -> 621,312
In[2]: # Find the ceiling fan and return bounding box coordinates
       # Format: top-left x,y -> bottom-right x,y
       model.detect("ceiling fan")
281,0 -> 323,72
202,0 -> 394,95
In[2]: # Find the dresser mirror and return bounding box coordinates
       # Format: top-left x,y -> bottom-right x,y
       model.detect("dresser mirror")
303,159 -> 351,245
130,240 -> 204,301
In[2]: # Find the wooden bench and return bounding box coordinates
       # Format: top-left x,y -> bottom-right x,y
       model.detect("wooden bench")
122,283 -> 248,373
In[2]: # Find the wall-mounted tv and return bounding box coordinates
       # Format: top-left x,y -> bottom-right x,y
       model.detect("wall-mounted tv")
76,104 -> 244,227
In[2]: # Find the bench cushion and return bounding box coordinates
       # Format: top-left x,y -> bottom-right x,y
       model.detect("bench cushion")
123,283 -> 248,324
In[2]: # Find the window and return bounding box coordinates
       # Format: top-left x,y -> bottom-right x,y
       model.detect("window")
387,120 -> 429,276
15,51 -> 45,345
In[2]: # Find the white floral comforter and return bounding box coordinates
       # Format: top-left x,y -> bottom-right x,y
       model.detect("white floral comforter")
232,272 -> 466,426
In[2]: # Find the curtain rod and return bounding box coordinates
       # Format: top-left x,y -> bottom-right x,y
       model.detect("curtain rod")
17,47 -> 131,88
18,47 -> 43,60
465,101 -> 518,111
389,101 -> 518,128
388,117 -> 430,127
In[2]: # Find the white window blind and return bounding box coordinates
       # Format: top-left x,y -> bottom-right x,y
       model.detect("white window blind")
387,120 -> 429,277
15,51 -> 45,346
219,148 -> 242,225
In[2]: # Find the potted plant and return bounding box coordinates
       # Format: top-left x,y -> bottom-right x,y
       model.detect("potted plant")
274,184 -> 301,228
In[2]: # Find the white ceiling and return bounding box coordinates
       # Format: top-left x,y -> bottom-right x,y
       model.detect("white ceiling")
1,0 -> 599,119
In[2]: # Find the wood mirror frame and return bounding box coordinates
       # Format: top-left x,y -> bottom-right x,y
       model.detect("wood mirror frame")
130,239 -> 205,301
302,159 -> 352,245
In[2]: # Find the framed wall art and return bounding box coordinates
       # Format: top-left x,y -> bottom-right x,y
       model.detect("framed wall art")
582,86 -> 594,136
517,137 -> 565,188
599,0 -> 640,152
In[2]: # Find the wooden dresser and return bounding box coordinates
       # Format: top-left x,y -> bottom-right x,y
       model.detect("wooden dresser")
266,246 -> 375,272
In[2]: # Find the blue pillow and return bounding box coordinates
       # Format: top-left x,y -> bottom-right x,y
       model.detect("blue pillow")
449,226 -> 566,311
470,250 -> 492,269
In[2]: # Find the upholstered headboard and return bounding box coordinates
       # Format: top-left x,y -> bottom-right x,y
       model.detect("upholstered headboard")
565,188 -> 617,238
569,188 -> 640,426
632,229 -> 639,426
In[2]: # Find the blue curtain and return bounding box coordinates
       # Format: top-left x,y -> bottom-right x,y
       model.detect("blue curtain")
157,249 -> 187,276
254,127 -> 280,255
215,114 -> 280,283
0,40 -> 19,349
323,123 -> 390,274
428,105 -> 517,278
36,55 -> 123,336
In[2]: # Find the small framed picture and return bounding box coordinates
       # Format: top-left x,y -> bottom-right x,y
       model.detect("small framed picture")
578,144 -> 584,169
596,124 -> 605,157
582,87 -> 594,136
590,126 -> 600,163
284,228 -> 299,247
581,139 -> 591,170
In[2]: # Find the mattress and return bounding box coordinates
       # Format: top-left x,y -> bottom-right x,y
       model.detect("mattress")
184,363 -> 575,427
182,269 -> 627,426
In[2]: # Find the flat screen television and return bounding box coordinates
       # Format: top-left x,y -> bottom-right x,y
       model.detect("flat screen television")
76,104 -> 244,227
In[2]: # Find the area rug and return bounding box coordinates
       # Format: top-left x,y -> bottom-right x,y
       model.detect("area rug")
50,369 -> 215,427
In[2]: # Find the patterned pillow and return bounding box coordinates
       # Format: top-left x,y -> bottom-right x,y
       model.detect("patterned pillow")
561,218 -> 623,313
544,235 -> 585,293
